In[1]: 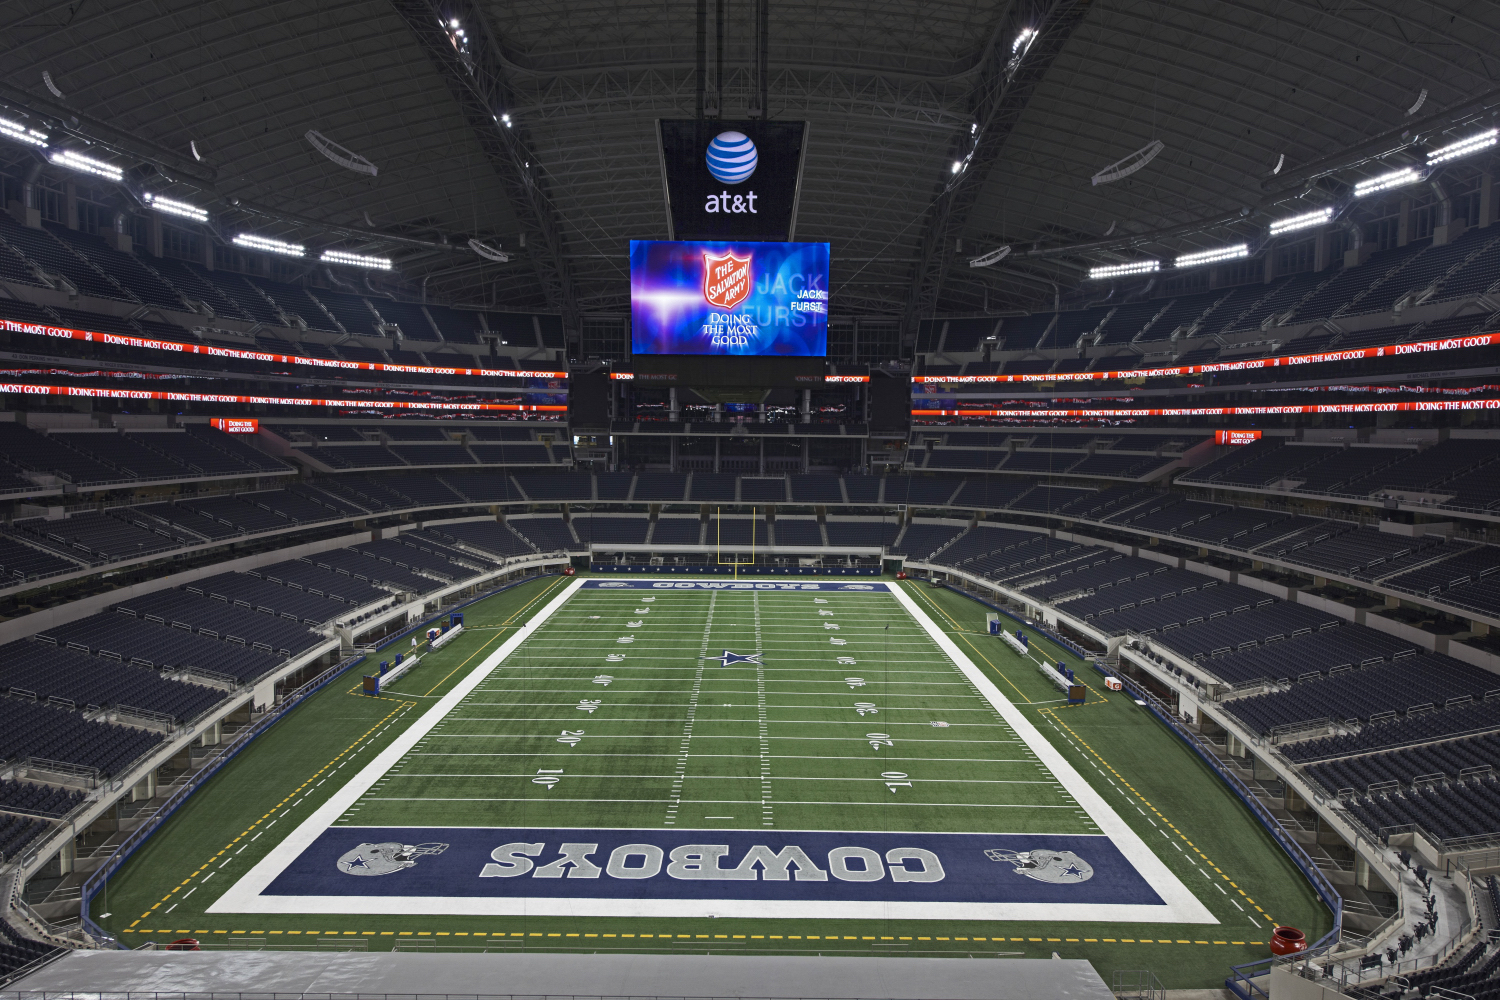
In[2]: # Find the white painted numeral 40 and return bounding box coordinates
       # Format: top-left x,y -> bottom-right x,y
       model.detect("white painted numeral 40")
866,732 -> 894,749
605,653 -> 626,662
836,656 -> 857,665
882,770 -> 912,793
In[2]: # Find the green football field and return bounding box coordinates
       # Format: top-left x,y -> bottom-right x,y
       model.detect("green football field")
340,583 -> 1098,836
95,574 -> 1332,988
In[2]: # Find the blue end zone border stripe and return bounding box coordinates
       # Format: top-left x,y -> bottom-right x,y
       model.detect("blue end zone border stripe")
270,827 -> 1160,907
582,579 -> 891,592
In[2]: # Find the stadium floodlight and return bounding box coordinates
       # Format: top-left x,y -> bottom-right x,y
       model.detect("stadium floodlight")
1427,129 -> 1498,166
1175,244 -> 1249,268
234,233 -> 305,257
52,149 -> 122,181
1354,167 -> 1420,198
1013,27 -> 1037,53
143,193 -> 207,223
500,113 -> 512,127
1088,260 -> 1159,280
321,249 -> 392,270
0,116 -> 47,148
969,245 -> 1012,268
951,160 -> 962,174
1269,208 -> 1332,236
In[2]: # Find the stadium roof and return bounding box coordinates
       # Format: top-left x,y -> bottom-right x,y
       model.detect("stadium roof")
3,0 -> 1498,325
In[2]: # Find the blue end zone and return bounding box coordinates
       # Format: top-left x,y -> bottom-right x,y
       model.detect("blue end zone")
264,828 -> 1163,907
582,580 -> 892,592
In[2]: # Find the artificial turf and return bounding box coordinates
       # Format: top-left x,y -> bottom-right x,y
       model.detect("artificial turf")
95,573 -> 1331,988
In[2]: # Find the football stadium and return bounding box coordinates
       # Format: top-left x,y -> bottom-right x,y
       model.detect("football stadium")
1,4 -> 1500,999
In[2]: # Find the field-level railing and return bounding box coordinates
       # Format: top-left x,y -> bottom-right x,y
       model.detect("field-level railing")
75,571 -> 561,949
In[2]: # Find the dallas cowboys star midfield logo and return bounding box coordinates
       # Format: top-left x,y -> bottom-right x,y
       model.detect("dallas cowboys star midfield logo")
710,649 -> 762,667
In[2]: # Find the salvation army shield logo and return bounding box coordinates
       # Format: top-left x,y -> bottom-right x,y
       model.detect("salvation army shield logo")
337,842 -> 448,876
703,251 -> 752,309
985,848 -> 1094,884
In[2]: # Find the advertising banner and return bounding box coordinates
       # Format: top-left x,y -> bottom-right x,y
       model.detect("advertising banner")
658,119 -> 807,241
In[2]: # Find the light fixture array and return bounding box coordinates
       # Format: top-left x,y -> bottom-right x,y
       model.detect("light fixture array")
233,234 -> 305,257
0,116 -> 47,148
1353,167 -> 1421,198
1427,129 -> 1498,165
1268,207 -> 1332,236
1175,244 -> 1249,268
1088,260 -> 1160,280
143,193 -> 207,223
52,149 -> 123,181
320,249 -> 392,270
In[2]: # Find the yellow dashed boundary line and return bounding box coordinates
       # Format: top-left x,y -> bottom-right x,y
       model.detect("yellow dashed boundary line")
120,578 -> 1266,949
1040,707 -> 1278,928
116,927 -> 1264,946
126,699 -> 416,932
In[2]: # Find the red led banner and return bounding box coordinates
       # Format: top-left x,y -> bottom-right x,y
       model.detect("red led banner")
0,319 -> 569,380
1215,429 -> 1262,445
210,417 -> 259,433
0,383 -> 567,413
912,332 -> 1499,384
912,400 -> 1500,418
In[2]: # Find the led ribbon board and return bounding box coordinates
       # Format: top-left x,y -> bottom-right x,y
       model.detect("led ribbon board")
0,318 -> 567,380
658,119 -> 807,241
912,400 -> 1500,418
911,331 -> 1500,384
0,383 -> 565,413
630,240 -> 829,357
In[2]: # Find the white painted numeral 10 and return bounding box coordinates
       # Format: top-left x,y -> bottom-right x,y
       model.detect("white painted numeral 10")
533,768 -> 563,788
882,770 -> 912,793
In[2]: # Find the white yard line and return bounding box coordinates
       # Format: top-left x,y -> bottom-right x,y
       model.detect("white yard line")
210,579 -> 1216,923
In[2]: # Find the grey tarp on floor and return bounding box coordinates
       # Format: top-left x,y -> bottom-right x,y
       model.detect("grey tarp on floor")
15,949 -> 1113,1000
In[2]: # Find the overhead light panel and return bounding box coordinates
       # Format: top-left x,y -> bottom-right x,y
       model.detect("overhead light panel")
0,117 -> 47,148
143,193 -> 207,223
321,249 -> 392,270
1427,129 -> 1498,165
1354,167 -> 1420,198
305,130 -> 378,177
234,234 -> 305,257
969,246 -> 1012,268
1088,260 -> 1159,280
1268,208 -> 1332,236
1175,244 -> 1248,268
52,150 -> 123,181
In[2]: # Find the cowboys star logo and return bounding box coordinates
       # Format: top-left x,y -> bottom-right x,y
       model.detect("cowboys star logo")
336,841 -> 448,876
703,251 -> 752,310
984,848 -> 1094,884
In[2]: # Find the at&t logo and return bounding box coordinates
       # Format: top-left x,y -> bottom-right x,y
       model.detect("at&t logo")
705,131 -> 759,214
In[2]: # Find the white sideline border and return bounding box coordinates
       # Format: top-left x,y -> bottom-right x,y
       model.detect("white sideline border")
209,577 -> 1216,923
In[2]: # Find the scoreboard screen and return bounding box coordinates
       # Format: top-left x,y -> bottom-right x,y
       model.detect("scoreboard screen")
630,240 -> 829,358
